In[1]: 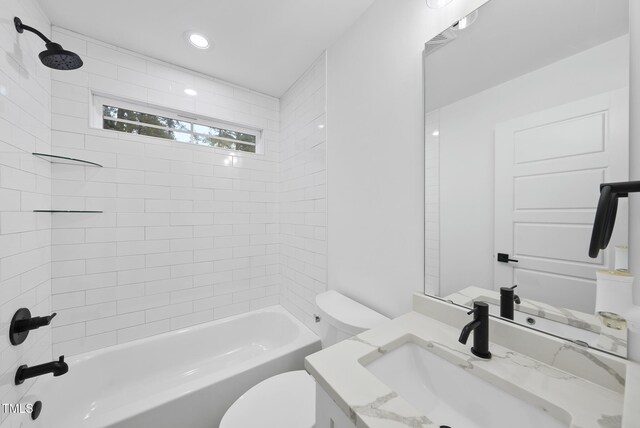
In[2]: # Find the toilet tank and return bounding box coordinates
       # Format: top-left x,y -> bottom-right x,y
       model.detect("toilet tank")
315,290 -> 389,348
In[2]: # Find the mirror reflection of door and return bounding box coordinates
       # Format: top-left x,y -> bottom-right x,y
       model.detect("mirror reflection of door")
423,0 -> 631,357
426,0 -> 630,300
494,92 -> 629,313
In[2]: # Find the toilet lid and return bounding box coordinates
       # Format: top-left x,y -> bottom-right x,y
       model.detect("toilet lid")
220,370 -> 316,428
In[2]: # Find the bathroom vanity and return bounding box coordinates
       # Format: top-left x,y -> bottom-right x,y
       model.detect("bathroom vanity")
305,294 -> 640,428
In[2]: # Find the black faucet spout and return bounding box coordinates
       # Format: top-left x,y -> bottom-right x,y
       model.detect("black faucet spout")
459,302 -> 491,359
458,319 -> 481,344
15,355 -> 68,385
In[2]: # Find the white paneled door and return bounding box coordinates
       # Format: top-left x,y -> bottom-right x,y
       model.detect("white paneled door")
494,90 -> 629,313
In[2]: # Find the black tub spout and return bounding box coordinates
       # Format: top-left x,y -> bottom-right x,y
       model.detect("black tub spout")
15,356 -> 68,385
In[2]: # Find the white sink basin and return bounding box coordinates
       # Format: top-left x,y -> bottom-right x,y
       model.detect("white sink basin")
484,302 -> 600,345
364,342 -> 569,428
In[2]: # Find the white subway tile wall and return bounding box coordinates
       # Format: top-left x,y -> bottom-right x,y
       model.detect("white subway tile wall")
49,28 -> 282,356
279,54 -> 328,333
0,1 -> 53,424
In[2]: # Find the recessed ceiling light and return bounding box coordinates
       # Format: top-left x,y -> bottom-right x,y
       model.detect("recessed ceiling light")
184,88 -> 198,96
186,32 -> 210,49
432,130 -> 440,136
318,124 -> 325,129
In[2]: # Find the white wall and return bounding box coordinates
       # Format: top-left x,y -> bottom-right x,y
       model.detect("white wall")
279,54 -> 328,334
326,0 -> 487,317
424,110 -> 440,295
436,36 -> 629,299
48,28 -> 281,356
630,0 -> 640,305
0,1 -> 53,426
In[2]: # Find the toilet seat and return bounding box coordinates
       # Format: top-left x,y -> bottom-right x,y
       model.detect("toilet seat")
220,370 -> 315,428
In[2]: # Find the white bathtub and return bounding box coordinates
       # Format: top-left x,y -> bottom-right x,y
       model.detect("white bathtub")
18,306 -> 320,428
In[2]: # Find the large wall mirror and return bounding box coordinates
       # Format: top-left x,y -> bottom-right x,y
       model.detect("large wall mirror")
424,0 -> 631,358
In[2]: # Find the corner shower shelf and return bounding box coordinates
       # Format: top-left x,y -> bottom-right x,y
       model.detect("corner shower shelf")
32,153 -> 103,214
33,210 -> 103,213
32,153 -> 103,167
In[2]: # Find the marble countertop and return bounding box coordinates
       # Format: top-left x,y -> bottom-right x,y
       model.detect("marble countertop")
305,296 -> 636,428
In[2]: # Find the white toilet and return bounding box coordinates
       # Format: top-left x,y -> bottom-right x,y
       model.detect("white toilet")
220,290 -> 389,428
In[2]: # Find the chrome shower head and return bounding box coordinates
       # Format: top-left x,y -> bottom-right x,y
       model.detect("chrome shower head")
14,17 -> 83,71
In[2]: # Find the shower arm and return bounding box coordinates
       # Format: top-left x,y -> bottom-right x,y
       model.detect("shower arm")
14,17 -> 53,44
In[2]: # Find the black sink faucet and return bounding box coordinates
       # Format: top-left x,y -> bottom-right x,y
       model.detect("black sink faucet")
459,301 -> 492,359
15,356 -> 68,385
500,285 -> 521,320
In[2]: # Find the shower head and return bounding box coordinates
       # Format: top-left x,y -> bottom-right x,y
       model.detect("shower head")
39,42 -> 84,71
14,17 -> 83,71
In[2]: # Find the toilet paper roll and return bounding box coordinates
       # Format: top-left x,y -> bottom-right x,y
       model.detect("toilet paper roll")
595,270 -> 634,316
615,245 -> 629,272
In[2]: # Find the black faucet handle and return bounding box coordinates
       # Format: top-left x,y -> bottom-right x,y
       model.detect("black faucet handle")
23,312 -> 57,329
58,355 -> 64,363
10,309 -> 59,346
509,285 -> 521,304
32,312 -> 57,327
468,301 -> 489,317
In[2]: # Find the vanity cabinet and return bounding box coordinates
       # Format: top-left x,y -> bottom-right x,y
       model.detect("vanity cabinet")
315,384 -> 356,428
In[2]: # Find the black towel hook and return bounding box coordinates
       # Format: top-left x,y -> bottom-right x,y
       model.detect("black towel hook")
589,180 -> 640,258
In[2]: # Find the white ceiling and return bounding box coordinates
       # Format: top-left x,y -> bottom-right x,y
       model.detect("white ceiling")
36,0 -> 375,97
425,0 -> 629,111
